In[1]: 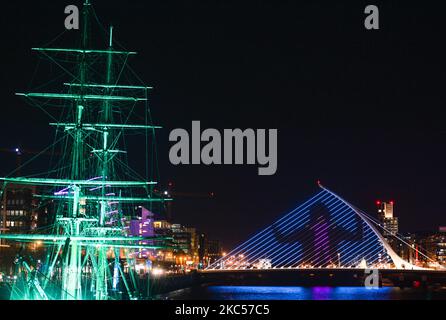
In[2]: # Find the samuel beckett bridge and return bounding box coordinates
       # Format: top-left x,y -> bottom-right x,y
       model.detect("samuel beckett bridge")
200,184 -> 446,287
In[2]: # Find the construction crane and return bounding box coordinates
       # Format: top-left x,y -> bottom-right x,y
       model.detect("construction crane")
0,147 -> 61,157
154,181 -> 215,198
0,147 -> 61,176
0,147 -> 24,176
153,182 -> 215,221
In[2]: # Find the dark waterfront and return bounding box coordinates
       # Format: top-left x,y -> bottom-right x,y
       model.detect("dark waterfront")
157,285 -> 446,300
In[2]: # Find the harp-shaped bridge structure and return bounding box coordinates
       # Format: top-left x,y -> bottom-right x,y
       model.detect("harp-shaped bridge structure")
207,184 -> 428,271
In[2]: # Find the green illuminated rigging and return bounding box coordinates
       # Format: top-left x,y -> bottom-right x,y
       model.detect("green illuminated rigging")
49,123 -> 162,130
34,194 -> 172,203
0,177 -> 156,186
1,0 -> 169,300
63,83 -> 152,90
16,93 -> 147,102
32,47 -> 137,55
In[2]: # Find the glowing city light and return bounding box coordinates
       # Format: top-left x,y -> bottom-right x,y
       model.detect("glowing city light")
151,268 -> 165,276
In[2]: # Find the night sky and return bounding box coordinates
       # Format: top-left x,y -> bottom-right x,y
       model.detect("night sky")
1,1 -> 446,250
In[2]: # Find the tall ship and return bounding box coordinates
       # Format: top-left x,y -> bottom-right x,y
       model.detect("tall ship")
0,0 -> 171,300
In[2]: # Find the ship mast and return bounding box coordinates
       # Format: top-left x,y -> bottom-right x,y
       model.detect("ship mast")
0,0 -> 172,300
95,22 -> 114,301
62,0 -> 90,300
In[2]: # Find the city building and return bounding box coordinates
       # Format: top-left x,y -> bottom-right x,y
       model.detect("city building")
437,227 -> 446,264
416,229 -> 446,267
399,228 -> 446,268
126,207 -> 156,259
184,227 -> 199,264
399,232 -> 417,264
0,183 -> 53,272
170,224 -> 199,267
376,200 -> 399,237
151,220 -> 209,271
1,184 -> 38,236
198,232 -> 207,268
207,239 -> 222,265
153,220 -> 172,235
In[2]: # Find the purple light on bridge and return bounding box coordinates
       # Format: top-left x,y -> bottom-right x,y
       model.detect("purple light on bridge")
312,218 -> 330,267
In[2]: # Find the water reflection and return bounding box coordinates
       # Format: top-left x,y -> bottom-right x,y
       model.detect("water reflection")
205,286 -> 394,300
159,286 -> 446,300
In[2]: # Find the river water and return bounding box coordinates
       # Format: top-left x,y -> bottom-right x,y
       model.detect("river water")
157,285 -> 446,300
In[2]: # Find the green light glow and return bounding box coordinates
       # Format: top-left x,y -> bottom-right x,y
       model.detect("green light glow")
0,177 -> 156,186
63,83 -> 152,90
16,93 -> 147,102
6,240 -> 171,249
32,47 -> 137,55
0,234 -> 171,242
2,1 -> 170,301
49,123 -> 162,130
34,194 -> 172,202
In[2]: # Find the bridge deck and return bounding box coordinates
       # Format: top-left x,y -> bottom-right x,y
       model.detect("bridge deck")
198,268 -> 446,288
